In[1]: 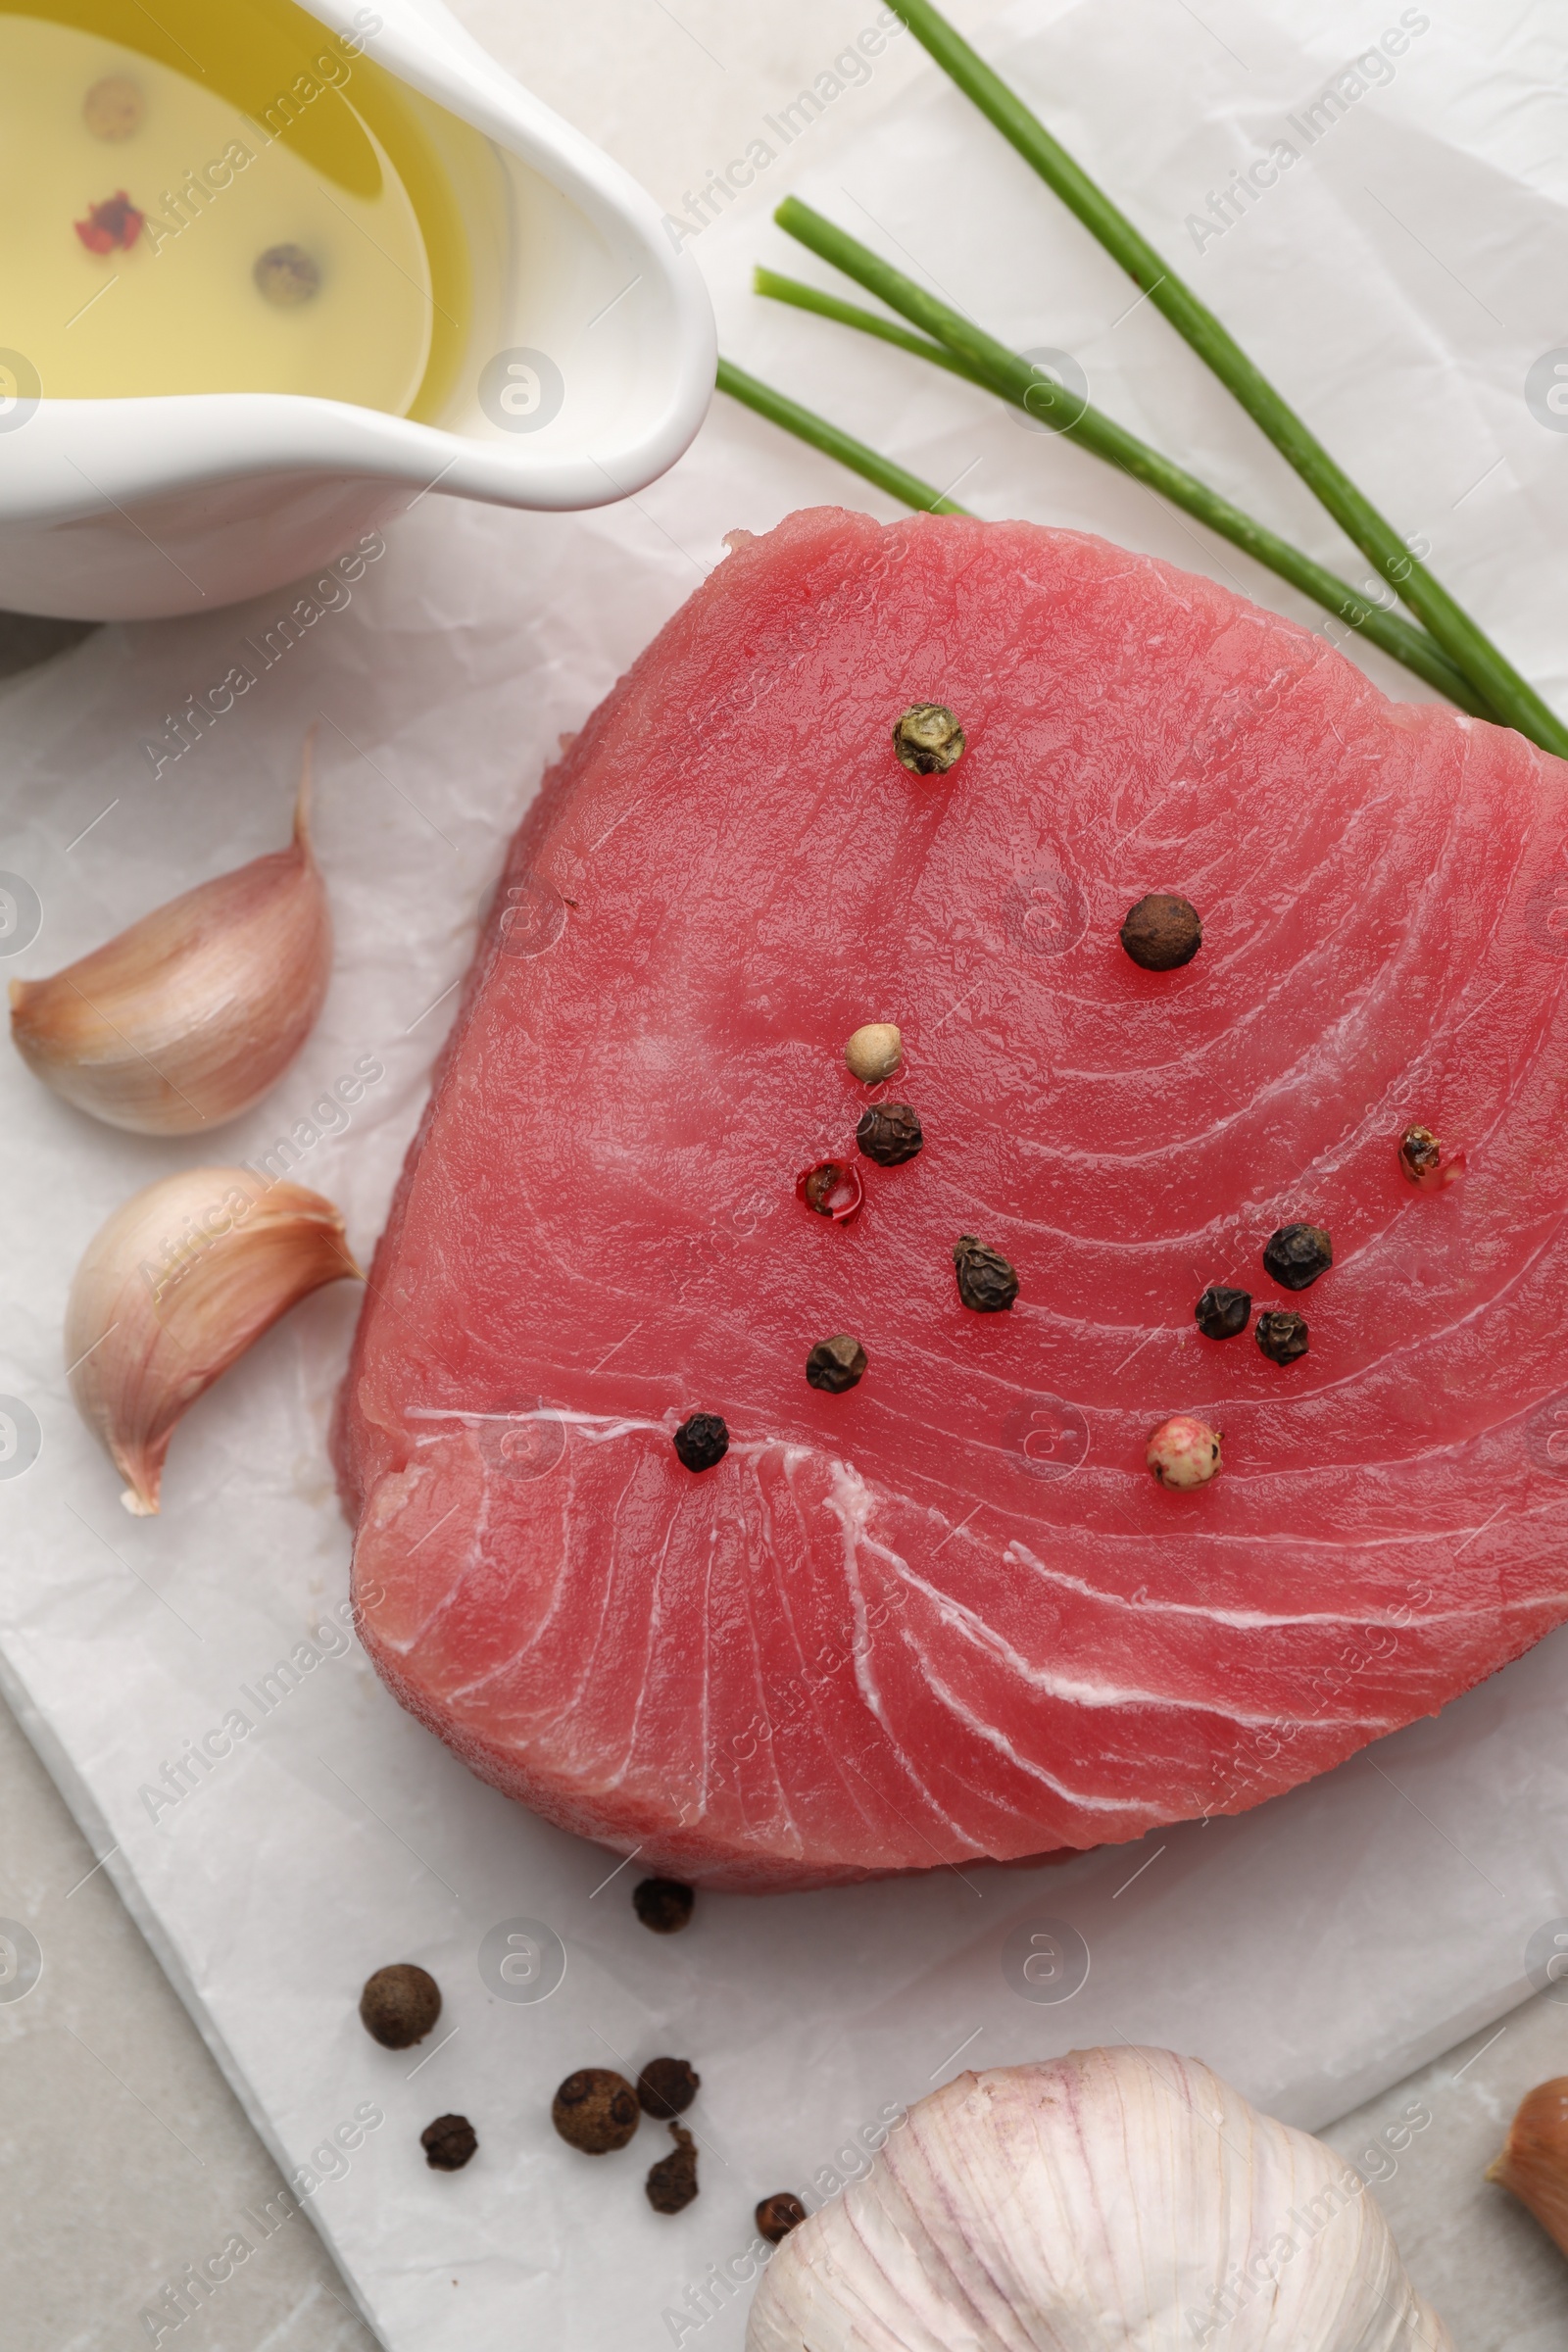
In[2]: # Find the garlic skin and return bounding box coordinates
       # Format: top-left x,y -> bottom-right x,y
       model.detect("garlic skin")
11,748 -> 330,1134
747,2049 -> 1450,2352
1487,2076 -> 1568,2254
66,1167 -> 360,1516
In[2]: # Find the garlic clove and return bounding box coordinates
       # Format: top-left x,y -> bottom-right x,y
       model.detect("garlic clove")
66,1166 -> 361,1515
11,738 -> 330,1135
1487,2076 -> 1568,2254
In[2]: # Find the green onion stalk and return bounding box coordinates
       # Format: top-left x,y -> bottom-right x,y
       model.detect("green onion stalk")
761,206 -> 1490,717
886,0 -> 1565,756
716,356 -> 971,514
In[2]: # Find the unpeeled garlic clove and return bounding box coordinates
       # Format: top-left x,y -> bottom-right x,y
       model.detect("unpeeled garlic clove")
11,739 -> 330,1135
1487,2076 -> 1568,2254
66,1166 -> 361,1516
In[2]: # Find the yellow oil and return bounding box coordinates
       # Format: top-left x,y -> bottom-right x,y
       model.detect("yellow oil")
0,0 -> 471,414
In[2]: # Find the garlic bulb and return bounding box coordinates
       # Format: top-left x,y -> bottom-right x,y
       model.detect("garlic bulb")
1487,2076 -> 1568,2254
11,741 -> 330,1134
747,2049 -> 1450,2352
66,1167 -> 360,1515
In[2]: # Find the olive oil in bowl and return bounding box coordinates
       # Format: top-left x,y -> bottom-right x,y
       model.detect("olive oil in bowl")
0,0 -> 470,415
0,0 -> 716,618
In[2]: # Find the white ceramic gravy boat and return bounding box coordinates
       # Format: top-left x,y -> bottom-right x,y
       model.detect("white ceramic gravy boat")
0,0 -> 714,620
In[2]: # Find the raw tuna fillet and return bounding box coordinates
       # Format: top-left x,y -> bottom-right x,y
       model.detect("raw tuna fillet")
333,506 -> 1568,1892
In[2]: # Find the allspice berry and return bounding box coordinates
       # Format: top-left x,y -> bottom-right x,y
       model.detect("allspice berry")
845,1022 -> 903,1083
359,1963 -> 441,2050
1120,893 -> 1201,971
857,1102 -> 923,1166
420,2113 -> 478,2172
638,2056 -> 701,2119
1255,1308 -> 1309,1366
1262,1222 -> 1333,1291
756,2190 -> 808,2243
953,1233 -> 1019,1312
633,1878 -> 695,1934
892,704 -> 965,775
646,2121 -> 699,2213
806,1334 -> 867,1394
673,1412 -> 728,1472
552,2068 -> 640,2154
1195,1284 -> 1250,1341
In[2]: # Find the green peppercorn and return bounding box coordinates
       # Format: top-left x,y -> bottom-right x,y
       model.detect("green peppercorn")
953,1234 -> 1018,1312
1262,1223 -> 1333,1291
892,703 -> 965,775
1195,1285 -> 1250,1341
83,75 -> 144,141
1255,1308 -> 1309,1366
806,1335 -> 867,1394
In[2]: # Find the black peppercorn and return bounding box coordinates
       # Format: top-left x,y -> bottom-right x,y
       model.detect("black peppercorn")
255,243 -> 322,309
420,2113 -> 478,2172
1195,1285 -> 1250,1341
953,1233 -> 1019,1312
359,1963 -> 441,2050
646,2122 -> 699,2213
1262,1223 -> 1333,1290
857,1102 -> 924,1166
892,703 -> 965,775
673,1413 -> 728,1472
1120,893 -> 1202,971
1399,1124 -> 1442,1183
806,1334 -> 868,1394
1255,1308 -> 1309,1366
552,2068 -> 641,2154
756,2191 -> 808,2244
638,2056 -> 701,2119
633,1878 -> 695,1934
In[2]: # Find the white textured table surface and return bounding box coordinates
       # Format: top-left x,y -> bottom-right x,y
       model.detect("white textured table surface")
4,4 -> 1568,2349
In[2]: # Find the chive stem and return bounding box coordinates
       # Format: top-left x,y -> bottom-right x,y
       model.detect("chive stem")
715,356 -> 972,515
764,219 -> 1491,719
887,0 -> 1566,755
756,267 -> 979,383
